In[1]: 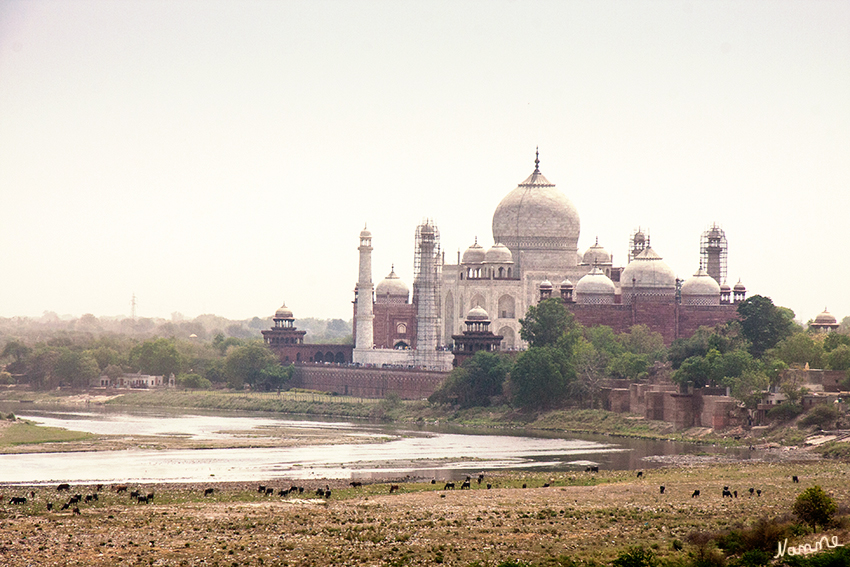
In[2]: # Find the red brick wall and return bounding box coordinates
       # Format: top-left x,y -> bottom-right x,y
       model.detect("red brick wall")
566,303 -> 738,344
292,365 -> 448,400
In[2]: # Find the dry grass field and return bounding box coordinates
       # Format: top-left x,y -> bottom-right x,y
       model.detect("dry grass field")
2,460 -> 849,567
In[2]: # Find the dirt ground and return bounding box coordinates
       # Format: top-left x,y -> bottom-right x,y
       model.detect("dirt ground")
2,460 -> 849,567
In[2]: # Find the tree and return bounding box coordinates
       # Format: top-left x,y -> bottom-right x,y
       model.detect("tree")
429,351 -> 510,408
771,333 -> 824,369
519,298 -> 574,348
793,485 -> 837,531
53,350 -> 100,387
612,546 -> 657,567
224,343 -> 279,389
177,373 -> 212,390
509,346 -> 574,409
798,404 -> 840,430
737,295 -> 797,357
129,338 -> 183,377
825,344 -> 850,371
1,340 -> 31,375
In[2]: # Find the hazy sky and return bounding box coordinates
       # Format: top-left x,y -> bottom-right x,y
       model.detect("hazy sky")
1,1 -> 848,324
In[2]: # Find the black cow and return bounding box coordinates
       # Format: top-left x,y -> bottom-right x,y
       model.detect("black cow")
57,483 -> 71,492
204,488 -> 214,497
659,486 -> 665,494
9,496 -> 27,505
460,480 -> 471,489
636,471 -> 644,478
691,490 -> 700,498
46,502 -> 53,511
389,485 -> 399,494
748,487 -> 755,496
443,482 -> 455,490
792,476 -> 799,483
350,481 -> 363,488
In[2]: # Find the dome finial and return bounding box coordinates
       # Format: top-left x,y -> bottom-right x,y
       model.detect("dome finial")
595,236 -> 599,246
534,147 -> 540,173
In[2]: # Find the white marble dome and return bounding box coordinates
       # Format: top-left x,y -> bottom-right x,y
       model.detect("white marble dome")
621,247 -> 676,289
575,267 -> 616,303
274,302 -> 294,319
681,268 -> 721,305
375,267 -> 409,300
582,238 -> 612,265
462,239 -> 485,264
492,160 -> 580,252
484,243 -> 513,264
466,306 -> 490,321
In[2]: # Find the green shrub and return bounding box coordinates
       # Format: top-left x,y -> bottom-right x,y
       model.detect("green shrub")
767,402 -> 803,422
612,546 -> 657,567
793,486 -> 837,532
798,404 -> 840,430
177,373 -> 212,390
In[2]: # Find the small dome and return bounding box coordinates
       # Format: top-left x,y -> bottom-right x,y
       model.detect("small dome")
582,237 -> 612,266
375,267 -> 409,299
539,279 -> 553,290
575,267 -> 616,304
274,302 -> 294,319
360,225 -> 371,238
484,243 -> 513,264
462,238 -> 485,264
681,268 -> 721,296
560,278 -> 574,289
733,279 -> 746,292
814,309 -> 838,326
466,306 -> 490,321
621,247 -> 676,289
720,282 -> 731,292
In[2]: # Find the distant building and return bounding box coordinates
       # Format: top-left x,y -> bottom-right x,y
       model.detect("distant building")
810,308 -> 840,332
96,372 -> 175,388
356,151 -> 747,353
262,303 -> 353,364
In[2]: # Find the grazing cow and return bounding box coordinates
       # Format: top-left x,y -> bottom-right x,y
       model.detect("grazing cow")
733,490 -> 738,498
61,502 -> 70,510
477,474 -> 484,485
258,485 -> 266,493
748,487 -> 755,496
146,492 -> 155,501
542,483 -> 550,488
792,476 -> 799,483
659,486 -> 665,494
115,485 -> 128,494
73,507 -> 80,515
265,488 -> 274,496
324,489 -> 331,499
691,490 -> 700,498
315,488 -> 325,497
57,483 -> 71,492
636,471 -> 643,478
96,484 -> 104,492
137,495 -> 149,504
29,490 -> 36,498
460,480 -> 471,490
585,466 -> 599,473
486,483 -> 492,489
204,488 -> 215,497
68,494 -> 82,505
443,482 -> 455,490
130,491 -> 141,499
756,489 -> 762,497
430,479 -> 436,485
350,481 -> 363,488
84,495 -> 93,503
722,488 -> 733,498
522,483 -> 527,489
389,485 -> 399,494
91,493 -> 98,501
46,502 -> 53,511
9,496 -> 27,505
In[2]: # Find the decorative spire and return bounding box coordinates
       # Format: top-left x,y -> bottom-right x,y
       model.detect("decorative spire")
534,147 -> 540,173
595,236 -> 599,246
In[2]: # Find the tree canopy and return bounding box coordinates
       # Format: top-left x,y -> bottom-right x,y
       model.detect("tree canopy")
737,295 -> 797,357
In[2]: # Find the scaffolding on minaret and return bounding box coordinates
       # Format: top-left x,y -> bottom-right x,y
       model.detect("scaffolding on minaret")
413,219 -> 443,367
700,223 -> 728,284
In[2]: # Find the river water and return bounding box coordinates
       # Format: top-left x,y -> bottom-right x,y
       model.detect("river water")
0,403 -> 744,485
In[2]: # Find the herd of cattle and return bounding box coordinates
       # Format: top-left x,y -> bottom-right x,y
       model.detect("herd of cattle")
1,469 -> 793,513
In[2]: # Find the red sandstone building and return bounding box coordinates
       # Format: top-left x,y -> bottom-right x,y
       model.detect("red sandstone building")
262,302 -> 352,364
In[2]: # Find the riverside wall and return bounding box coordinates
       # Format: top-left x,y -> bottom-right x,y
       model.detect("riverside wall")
291,364 -> 448,400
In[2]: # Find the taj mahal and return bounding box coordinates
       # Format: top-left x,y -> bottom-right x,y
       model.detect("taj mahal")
345,151 -> 747,372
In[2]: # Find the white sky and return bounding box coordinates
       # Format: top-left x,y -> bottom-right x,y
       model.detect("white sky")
1,1 -> 848,324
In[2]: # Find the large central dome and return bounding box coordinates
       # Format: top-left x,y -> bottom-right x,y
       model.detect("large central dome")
492,155 -> 580,257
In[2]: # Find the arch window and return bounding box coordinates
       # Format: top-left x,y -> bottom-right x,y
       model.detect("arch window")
498,294 -> 515,319
396,322 -> 407,335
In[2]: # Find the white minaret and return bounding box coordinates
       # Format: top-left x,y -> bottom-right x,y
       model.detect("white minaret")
354,225 -> 374,350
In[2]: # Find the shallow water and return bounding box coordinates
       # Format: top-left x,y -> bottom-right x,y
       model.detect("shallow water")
0,403 -> 747,484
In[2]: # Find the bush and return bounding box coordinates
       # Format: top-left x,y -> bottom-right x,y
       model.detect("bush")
767,402 -> 803,422
0,371 -> 14,384
177,373 -> 212,390
612,546 -> 657,567
798,404 -> 840,430
793,485 -> 837,531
